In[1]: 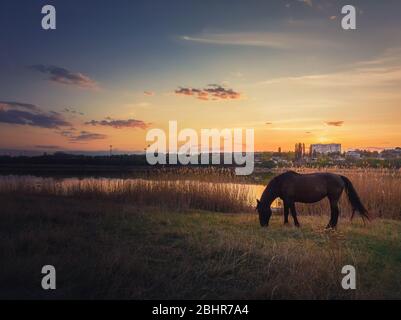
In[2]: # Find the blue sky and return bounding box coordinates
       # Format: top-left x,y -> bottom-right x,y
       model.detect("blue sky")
0,0 -> 400,153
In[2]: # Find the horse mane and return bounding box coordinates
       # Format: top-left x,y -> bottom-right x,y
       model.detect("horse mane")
261,175 -> 279,203
282,170 -> 299,176
261,171 -> 298,204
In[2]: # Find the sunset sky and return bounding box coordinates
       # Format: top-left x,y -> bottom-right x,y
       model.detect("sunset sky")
1,0 -> 400,154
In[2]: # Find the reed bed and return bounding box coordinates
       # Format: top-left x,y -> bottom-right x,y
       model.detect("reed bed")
0,176 -> 256,213
138,166 -> 243,183
0,166 -> 399,219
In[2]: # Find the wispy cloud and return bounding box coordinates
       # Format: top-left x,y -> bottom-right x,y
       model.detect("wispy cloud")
181,33 -> 286,48
297,0 -> 313,7
175,84 -> 241,101
35,145 -> 60,149
180,31 -> 337,50
260,65 -> 401,88
56,127 -> 77,138
68,131 -> 107,142
62,107 -> 84,116
144,91 -> 154,96
326,121 -> 344,127
29,65 -> 98,89
85,118 -> 150,129
135,102 -> 151,107
259,47 -> 401,88
0,101 -> 38,110
0,101 -> 71,128
269,126 -> 322,132
356,47 -> 401,67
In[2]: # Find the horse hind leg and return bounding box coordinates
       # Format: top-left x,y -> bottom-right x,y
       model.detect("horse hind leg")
290,202 -> 300,227
327,197 -> 340,229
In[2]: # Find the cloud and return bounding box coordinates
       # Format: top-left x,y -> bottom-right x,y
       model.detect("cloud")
135,102 -> 151,107
144,91 -> 154,96
175,84 -> 241,101
180,31 -> 338,50
85,118 -> 150,129
258,47 -> 401,90
265,122 -> 273,125
55,127 -> 77,138
0,101 -> 38,111
35,145 -> 60,149
62,107 -> 84,116
181,33 -> 288,48
326,121 -> 344,127
29,65 -> 98,89
260,66 -> 401,88
69,131 -> 107,142
57,127 -> 108,143
356,47 -> 401,67
298,0 -> 312,7
229,71 -> 243,78
0,101 -> 71,128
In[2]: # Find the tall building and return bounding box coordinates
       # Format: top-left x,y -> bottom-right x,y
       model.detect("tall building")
310,144 -> 341,155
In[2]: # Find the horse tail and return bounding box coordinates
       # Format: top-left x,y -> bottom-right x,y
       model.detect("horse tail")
340,175 -> 370,222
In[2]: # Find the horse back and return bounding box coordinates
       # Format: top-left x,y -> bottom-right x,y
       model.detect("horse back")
276,171 -> 344,203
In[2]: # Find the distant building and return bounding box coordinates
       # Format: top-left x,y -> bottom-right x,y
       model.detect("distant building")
295,142 -> 306,160
310,143 -> 341,155
345,150 -> 361,159
380,147 -> 401,159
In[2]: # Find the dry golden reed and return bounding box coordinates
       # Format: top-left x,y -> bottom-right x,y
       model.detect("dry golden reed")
0,167 -> 399,219
0,176 -> 255,213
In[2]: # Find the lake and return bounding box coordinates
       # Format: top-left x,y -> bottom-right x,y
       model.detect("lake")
0,174 -> 283,209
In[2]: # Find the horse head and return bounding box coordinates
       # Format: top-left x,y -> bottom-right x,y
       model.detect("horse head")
256,199 -> 272,227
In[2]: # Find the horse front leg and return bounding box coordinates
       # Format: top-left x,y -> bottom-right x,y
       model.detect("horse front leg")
290,202 -> 300,227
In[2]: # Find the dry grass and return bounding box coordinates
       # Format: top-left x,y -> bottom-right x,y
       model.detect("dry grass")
0,194 -> 399,299
1,168 -> 399,299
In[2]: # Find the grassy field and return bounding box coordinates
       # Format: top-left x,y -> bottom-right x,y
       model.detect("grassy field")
1,194 -> 400,299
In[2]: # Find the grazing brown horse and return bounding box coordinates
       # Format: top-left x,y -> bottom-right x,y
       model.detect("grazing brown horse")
256,171 -> 369,229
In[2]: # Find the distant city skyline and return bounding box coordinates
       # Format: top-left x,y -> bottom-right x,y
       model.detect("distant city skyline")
0,144 -> 398,157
